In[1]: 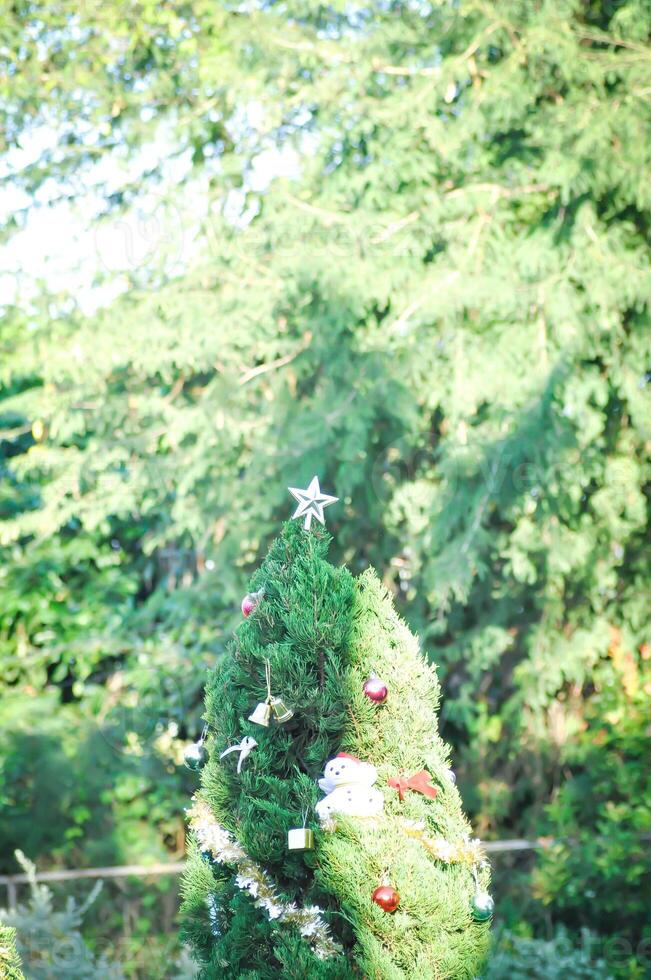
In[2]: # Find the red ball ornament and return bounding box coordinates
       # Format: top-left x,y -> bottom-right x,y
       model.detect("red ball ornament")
372,884 -> 400,913
241,589 -> 263,617
363,673 -> 388,704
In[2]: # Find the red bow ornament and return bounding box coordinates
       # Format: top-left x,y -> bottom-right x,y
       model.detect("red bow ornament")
388,769 -> 439,802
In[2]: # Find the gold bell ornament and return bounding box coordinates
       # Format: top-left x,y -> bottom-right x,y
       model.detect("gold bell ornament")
248,660 -> 294,727
270,696 -> 294,723
248,700 -> 272,727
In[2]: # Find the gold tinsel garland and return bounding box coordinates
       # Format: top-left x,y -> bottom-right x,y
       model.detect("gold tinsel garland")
187,796 -> 342,960
402,819 -> 485,865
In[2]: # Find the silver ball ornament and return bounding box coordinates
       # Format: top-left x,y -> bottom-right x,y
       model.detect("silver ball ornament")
471,889 -> 494,922
184,741 -> 209,771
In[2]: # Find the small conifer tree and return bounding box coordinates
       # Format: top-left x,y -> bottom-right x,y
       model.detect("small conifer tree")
181,482 -> 492,977
0,851 -> 124,979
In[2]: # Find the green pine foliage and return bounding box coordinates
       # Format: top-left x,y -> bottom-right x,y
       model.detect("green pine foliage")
316,569 -> 490,977
533,664 -> 650,953
0,925 -> 25,980
181,521 -> 490,978
181,520 -> 357,978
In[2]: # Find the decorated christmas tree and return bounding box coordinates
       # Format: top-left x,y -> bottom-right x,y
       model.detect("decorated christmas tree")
181,479 -> 492,978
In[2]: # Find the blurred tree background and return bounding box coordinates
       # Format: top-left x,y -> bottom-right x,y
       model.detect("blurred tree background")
1,0 -> 649,977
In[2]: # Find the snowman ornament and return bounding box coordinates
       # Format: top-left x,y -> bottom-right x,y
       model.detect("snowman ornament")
315,752 -> 384,824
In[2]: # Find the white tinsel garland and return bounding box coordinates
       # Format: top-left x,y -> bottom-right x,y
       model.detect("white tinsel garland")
188,796 -> 342,960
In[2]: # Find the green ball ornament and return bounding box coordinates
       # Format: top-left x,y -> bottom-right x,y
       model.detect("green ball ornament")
471,889 -> 494,922
184,741 -> 209,771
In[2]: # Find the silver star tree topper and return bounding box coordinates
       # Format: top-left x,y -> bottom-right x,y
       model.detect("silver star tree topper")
288,476 -> 338,530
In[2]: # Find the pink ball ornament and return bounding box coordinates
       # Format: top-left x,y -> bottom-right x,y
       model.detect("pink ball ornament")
241,589 -> 263,617
363,673 -> 388,705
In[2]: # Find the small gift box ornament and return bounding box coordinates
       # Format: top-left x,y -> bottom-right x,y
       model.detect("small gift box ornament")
287,827 -> 315,851
288,808 -> 314,851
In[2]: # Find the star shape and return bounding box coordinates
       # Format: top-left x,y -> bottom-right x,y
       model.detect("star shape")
288,476 -> 338,530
